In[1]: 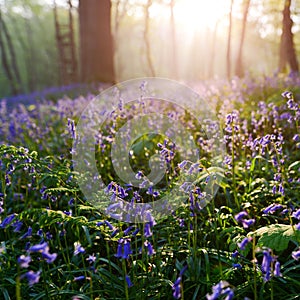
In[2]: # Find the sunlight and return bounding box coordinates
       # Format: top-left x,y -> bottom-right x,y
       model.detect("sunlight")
174,0 -> 230,32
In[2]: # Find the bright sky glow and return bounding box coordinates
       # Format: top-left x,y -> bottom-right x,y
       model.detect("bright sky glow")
174,0 -> 230,31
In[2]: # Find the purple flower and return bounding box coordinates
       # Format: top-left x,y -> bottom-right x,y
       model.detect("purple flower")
292,249 -> 300,260
67,118 -> 76,139
20,227 -> 32,239
232,250 -> 239,258
144,223 -> 152,238
74,275 -> 85,281
29,242 -> 48,252
178,160 -> 187,169
12,220 -> 23,232
234,211 -> 248,222
144,240 -> 155,256
125,275 -> 133,288
242,219 -> 255,228
206,280 -> 234,300
274,261 -> 282,277
292,209 -> 300,220
74,242 -> 85,256
42,251 -> 57,263
86,254 -> 96,264
180,265 -> 188,276
104,220 -> 114,230
263,203 -> 283,214
135,171 -> 143,180
122,239 -> 132,259
232,263 -> 242,269
172,276 -> 182,299
237,237 -> 252,250
18,255 -> 31,268
115,240 -> 123,258
22,270 -> 41,286
293,134 -> 300,142
123,226 -> 134,236
0,214 -> 16,228
261,250 -> 273,281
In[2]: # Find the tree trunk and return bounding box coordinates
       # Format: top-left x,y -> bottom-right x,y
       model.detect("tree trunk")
226,0 -> 234,79
0,10 -> 21,95
235,0 -> 250,77
79,0 -> 115,83
279,0 -> 299,73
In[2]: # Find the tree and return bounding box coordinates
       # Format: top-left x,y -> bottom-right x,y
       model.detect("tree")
0,9 -> 22,95
279,0 -> 299,73
79,0 -> 115,83
235,0 -> 251,77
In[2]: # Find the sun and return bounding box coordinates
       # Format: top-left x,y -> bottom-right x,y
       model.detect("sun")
174,0 -> 230,32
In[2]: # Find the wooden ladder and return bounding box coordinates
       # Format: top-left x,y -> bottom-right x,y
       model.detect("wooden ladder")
54,0 -> 78,85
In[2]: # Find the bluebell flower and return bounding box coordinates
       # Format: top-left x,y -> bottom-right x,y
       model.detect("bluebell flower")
132,228 -> 140,236
232,250 -> 239,258
293,134 -> 300,142
232,263 -> 242,269
42,251 -> 57,263
104,220 -> 114,230
144,240 -> 155,256
86,254 -> 96,264
74,242 -> 85,256
122,240 -> 132,259
238,237 -> 252,250
292,249 -> 300,260
274,261 -> 282,277
123,226 -> 134,236
0,214 -> 16,228
111,229 -> 119,237
115,239 -> 123,258
125,275 -> 133,287
20,227 -> 32,239
12,220 -> 23,232
242,219 -> 255,228
179,265 -> 188,276
234,211 -> 248,222
144,223 -> 152,238
74,275 -> 85,281
29,242 -> 48,252
22,270 -> 41,286
178,160 -> 187,169
206,280 -> 234,300
172,276 -> 182,299
261,250 -> 273,281
67,118 -> 76,139
135,171 -> 143,180
296,223 -> 300,230
292,209 -> 300,220
18,255 -> 31,268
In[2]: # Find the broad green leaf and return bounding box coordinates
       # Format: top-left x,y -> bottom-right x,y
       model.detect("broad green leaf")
254,224 -> 300,251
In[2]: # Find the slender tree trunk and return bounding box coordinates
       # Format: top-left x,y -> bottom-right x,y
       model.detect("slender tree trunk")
0,10 -> 20,95
79,0 -> 115,83
279,0 -> 299,73
144,0 -> 155,77
226,0 -> 234,79
235,0 -> 250,77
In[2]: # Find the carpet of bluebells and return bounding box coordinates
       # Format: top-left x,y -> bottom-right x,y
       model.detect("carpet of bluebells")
0,74 -> 300,300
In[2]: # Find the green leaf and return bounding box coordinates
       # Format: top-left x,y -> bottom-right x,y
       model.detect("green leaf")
254,224 -> 300,251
